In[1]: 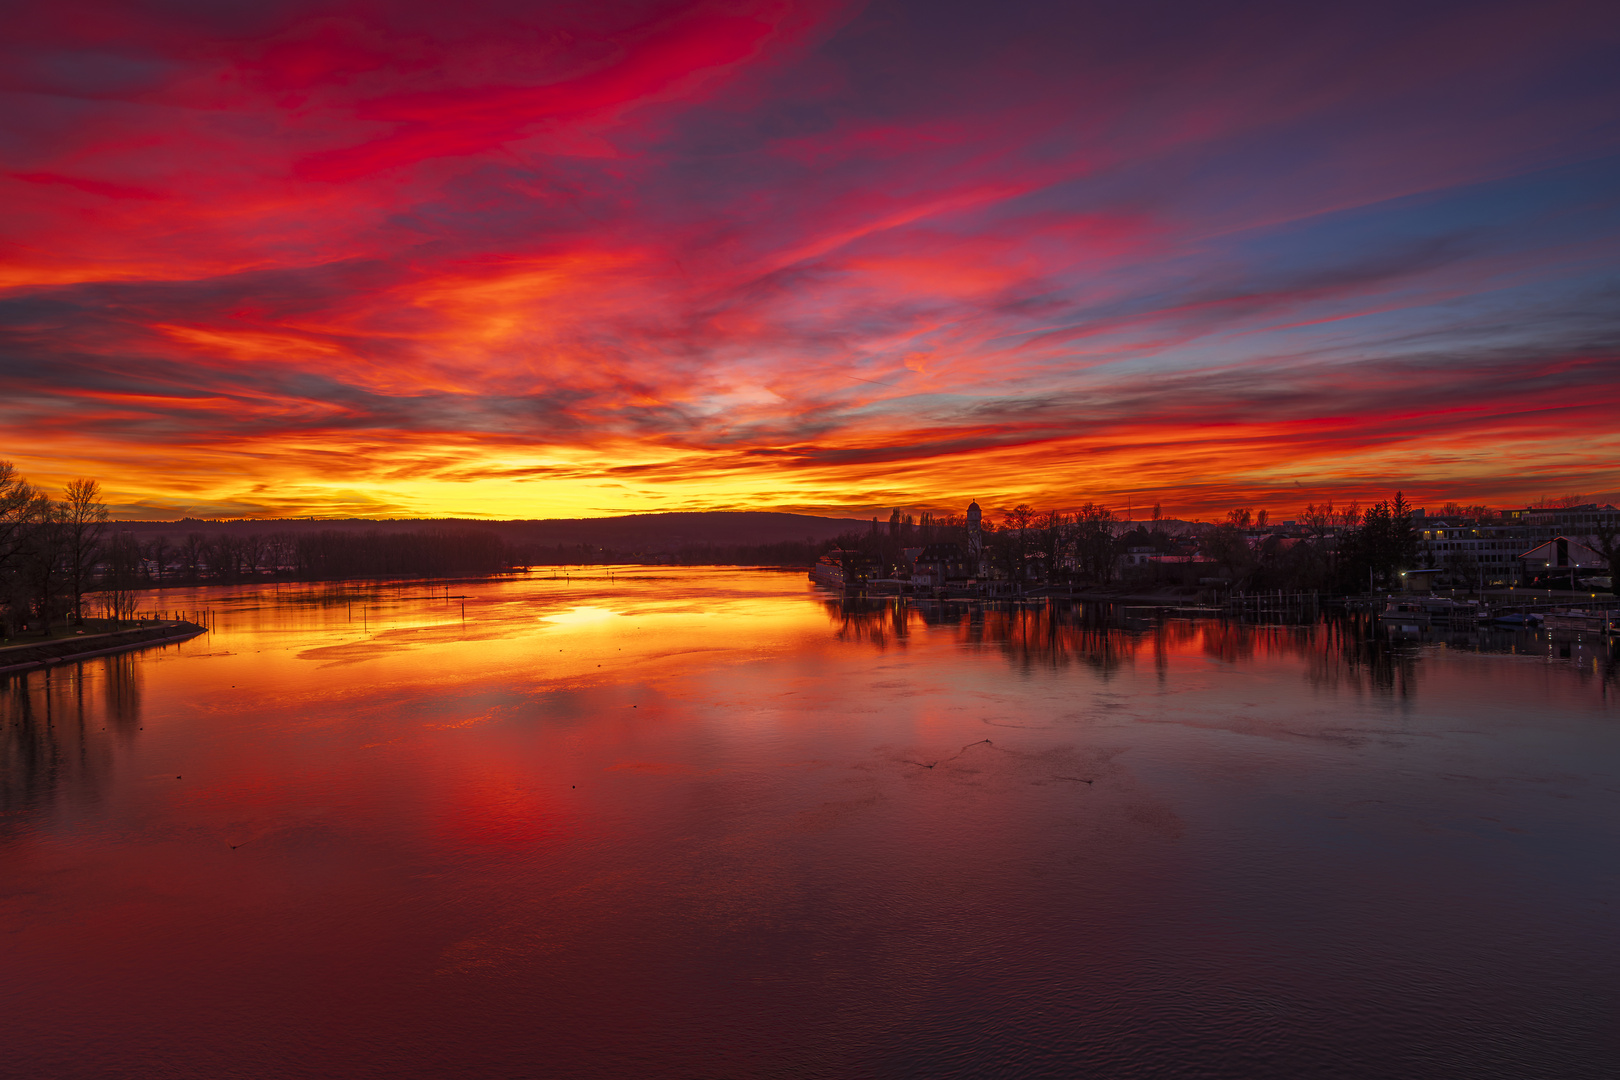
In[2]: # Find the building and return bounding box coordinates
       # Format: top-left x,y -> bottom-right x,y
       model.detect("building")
1117,546 -> 1155,570
1519,536 -> 1607,588
1400,568 -> 1443,594
1414,504 -> 1616,587
911,543 -> 973,589
1416,519 -> 1531,586
1504,503 -> 1620,540
966,501 -> 983,570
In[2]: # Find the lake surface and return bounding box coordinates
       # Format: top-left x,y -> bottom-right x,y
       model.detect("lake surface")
3,568 -> 1617,1078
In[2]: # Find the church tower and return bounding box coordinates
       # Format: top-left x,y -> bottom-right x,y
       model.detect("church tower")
967,501 -> 983,568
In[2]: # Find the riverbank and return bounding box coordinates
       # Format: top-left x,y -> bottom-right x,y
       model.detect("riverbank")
0,620 -> 206,676
859,584 -> 1208,604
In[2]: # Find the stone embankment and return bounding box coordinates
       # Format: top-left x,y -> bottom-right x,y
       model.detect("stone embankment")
0,621 -> 206,675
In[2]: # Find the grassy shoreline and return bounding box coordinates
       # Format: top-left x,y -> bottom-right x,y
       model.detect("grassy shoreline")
0,620 -> 207,674
0,617 -> 163,649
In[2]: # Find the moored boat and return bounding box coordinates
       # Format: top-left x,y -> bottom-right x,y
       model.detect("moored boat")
1542,610 -> 1610,632
1379,600 -> 1431,628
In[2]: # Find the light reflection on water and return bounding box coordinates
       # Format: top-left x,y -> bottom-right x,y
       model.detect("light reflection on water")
2,568 -> 1617,1079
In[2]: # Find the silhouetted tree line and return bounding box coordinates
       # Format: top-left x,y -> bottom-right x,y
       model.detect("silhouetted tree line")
513,539 -> 833,565
290,529 -> 517,579
1,462 -> 111,636
656,540 -> 828,565
822,510 -> 971,584
0,458 -> 1454,640
822,493 -> 1429,596
825,504 -> 1128,589
116,527 -> 521,584
1181,494 -> 1420,593
1,462 -> 538,637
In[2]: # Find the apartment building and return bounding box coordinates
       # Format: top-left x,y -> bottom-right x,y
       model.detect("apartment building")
1414,504 -> 1616,586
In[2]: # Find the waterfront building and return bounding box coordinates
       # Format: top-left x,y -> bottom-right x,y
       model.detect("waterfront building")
1519,536 -> 1607,588
1413,504 -> 1617,587
1118,546 -> 1155,570
1505,503 -> 1620,539
1416,519 -> 1529,586
911,543 -> 973,589
1400,568 -> 1443,594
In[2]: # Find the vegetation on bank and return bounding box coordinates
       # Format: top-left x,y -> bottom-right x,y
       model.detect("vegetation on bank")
0,617 -> 158,648
0,462 -> 846,635
0,619 -> 205,670
6,459 -> 1615,638
2,462 -> 531,636
818,494 -> 1480,595
2,464 -> 114,637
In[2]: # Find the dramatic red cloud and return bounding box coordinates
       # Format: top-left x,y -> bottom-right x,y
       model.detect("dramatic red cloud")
2,0 -> 1619,519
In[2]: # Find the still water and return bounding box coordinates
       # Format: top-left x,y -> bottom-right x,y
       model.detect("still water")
3,568 -> 1617,1078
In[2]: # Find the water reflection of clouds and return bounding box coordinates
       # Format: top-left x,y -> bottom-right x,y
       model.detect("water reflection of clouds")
540,606 -> 621,626
5,577 -> 1613,853
2,573 -> 1616,1078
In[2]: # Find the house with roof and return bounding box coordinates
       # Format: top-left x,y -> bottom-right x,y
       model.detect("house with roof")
1519,536 -> 1606,587
911,543 -> 973,589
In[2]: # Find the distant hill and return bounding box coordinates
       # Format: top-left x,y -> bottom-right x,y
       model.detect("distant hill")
109,511 -> 873,555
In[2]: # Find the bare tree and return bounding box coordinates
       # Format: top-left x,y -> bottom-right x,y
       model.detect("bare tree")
243,533 -> 268,578
0,462 -> 47,636
1586,519 -> 1620,596
1038,509 -> 1069,584
0,461 -> 40,574
1072,504 -> 1118,583
209,534 -> 241,580
101,531 -> 144,621
23,497 -> 68,634
981,506 -> 1034,590
1204,523 -> 1256,583
63,478 -> 110,623
1301,502 -> 1335,540
181,532 -> 206,580
146,535 -> 171,585
270,532 -> 298,575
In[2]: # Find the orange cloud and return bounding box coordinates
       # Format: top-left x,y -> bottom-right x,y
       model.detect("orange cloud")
2,0 -> 1618,519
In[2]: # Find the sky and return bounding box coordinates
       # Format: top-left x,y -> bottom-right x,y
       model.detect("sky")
3,0 -> 1619,521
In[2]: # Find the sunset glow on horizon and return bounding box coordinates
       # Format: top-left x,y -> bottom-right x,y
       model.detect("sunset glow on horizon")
4,0 -> 1619,520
